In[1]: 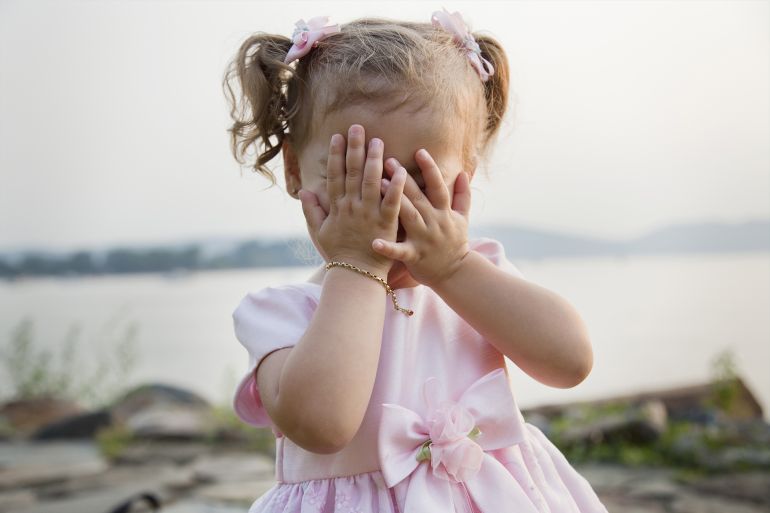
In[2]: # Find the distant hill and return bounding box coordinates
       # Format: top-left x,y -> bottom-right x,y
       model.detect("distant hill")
0,218 -> 767,279
476,218 -> 770,259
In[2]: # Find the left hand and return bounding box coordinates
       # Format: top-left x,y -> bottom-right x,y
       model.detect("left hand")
371,148 -> 472,289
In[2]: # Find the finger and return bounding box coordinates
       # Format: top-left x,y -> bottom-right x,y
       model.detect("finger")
326,134 -> 345,213
380,177 -> 389,197
381,167 -> 406,221
385,158 -> 433,223
362,138 -> 384,205
372,239 -> 416,262
415,148 -> 451,209
397,188 -> 427,232
451,171 -> 472,218
345,124 -> 365,200
298,189 -> 326,235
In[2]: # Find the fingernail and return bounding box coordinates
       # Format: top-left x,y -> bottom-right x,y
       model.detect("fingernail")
350,125 -> 362,136
369,138 -> 381,150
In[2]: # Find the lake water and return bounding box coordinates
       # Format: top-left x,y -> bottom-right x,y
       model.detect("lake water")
1,251 -> 768,422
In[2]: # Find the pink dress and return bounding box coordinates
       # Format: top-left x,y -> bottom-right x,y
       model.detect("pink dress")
232,237 -> 609,513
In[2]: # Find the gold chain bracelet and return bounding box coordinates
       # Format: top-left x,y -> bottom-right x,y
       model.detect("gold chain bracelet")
325,261 -> 414,316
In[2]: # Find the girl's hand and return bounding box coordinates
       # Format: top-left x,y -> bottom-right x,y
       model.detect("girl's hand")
373,149 -> 472,289
299,124 -> 407,277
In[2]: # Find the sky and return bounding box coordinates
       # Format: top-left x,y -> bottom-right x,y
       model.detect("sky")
0,0 -> 768,253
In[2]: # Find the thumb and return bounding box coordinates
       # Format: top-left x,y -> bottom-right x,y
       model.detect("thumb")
298,189 -> 326,233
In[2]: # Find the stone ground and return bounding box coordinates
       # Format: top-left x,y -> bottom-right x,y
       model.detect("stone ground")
0,440 -> 768,513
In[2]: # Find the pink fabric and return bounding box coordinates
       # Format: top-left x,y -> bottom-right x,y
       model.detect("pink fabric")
232,237 -> 609,512
284,16 -> 341,65
430,8 -> 494,82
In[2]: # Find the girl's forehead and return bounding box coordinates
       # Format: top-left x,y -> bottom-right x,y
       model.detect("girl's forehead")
318,104 -> 460,157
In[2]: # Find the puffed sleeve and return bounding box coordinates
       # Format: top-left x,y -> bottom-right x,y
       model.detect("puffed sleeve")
470,237 -> 526,279
231,285 -> 317,428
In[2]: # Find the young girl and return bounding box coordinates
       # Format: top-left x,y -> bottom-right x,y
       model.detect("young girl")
224,8 -> 608,513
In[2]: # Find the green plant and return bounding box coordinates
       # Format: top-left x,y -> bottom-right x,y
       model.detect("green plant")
95,423 -> 135,461
703,347 -> 741,414
0,314 -> 140,409
208,402 -> 277,457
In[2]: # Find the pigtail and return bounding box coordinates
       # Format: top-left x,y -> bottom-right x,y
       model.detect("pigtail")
222,33 -> 297,186
473,34 -> 510,144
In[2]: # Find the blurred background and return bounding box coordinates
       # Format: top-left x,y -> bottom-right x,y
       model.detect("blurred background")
0,1 -> 768,512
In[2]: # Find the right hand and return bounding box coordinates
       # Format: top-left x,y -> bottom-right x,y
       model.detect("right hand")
299,124 -> 407,276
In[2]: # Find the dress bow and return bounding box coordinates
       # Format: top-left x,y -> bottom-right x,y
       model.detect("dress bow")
378,368 -> 538,512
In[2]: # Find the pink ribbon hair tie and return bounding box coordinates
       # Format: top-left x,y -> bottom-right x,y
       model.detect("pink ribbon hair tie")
283,10 -> 493,83
431,7 -> 495,82
284,16 -> 341,65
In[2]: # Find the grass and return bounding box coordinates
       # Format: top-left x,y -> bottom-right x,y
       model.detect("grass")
0,315 -> 140,410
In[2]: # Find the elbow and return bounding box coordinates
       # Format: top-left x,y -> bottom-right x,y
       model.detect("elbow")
563,304 -> 594,388
291,421 -> 356,454
566,337 -> 594,388
546,336 -> 593,389
273,402 -> 358,455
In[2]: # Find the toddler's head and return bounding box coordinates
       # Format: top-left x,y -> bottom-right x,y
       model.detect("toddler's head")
223,11 -> 510,213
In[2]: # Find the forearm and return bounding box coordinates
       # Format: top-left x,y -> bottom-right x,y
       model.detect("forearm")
432,250 -> 593,388
276,267 -> 387,450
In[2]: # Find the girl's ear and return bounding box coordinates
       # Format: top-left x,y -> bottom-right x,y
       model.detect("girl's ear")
282,139 -> 302,198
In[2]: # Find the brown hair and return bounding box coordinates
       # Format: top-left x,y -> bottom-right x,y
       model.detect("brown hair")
222,16 -> 511,187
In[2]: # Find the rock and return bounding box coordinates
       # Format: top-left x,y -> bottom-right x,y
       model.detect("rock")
687,472 -> 770,504
667,428 -> 711,466
0,398 -> 83,437
190,454 -> 274,483
523,374 -> 765,423
626,475 -> 681,502
161,467 -> 198,493
670,491 -> 768,513
580,463 -> 770,512
664,418 -> 770,471
160,498 -> 251,513
574,463 -> 643,492
0,489 -> 36,512
113,441 -> 212,466
13,476 -> 178,513
195,480 -> 276,504
31,409 -> 112,440
0,441 -> 109,491
522,412 -> 551,435
109,384 -> 210,424
711,447 -> 770,471
712,418 -> 770,446
595,493 -> 669,513
560,399 -> 668,446
125,405 -> 216,440
107,383 -> 216,441
640,400 -> 668,433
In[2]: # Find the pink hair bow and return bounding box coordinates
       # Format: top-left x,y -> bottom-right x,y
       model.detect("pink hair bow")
284,16 -> 341,65
378,368 -> 530,511
431,7 -> 495,82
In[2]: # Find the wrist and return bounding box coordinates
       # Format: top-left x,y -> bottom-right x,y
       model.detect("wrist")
428,248 -> 477,293
325,259 -> 414,317
326,255 -> 391,278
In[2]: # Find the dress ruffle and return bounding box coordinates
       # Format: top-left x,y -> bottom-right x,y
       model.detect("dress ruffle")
247,422 -> 607,513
